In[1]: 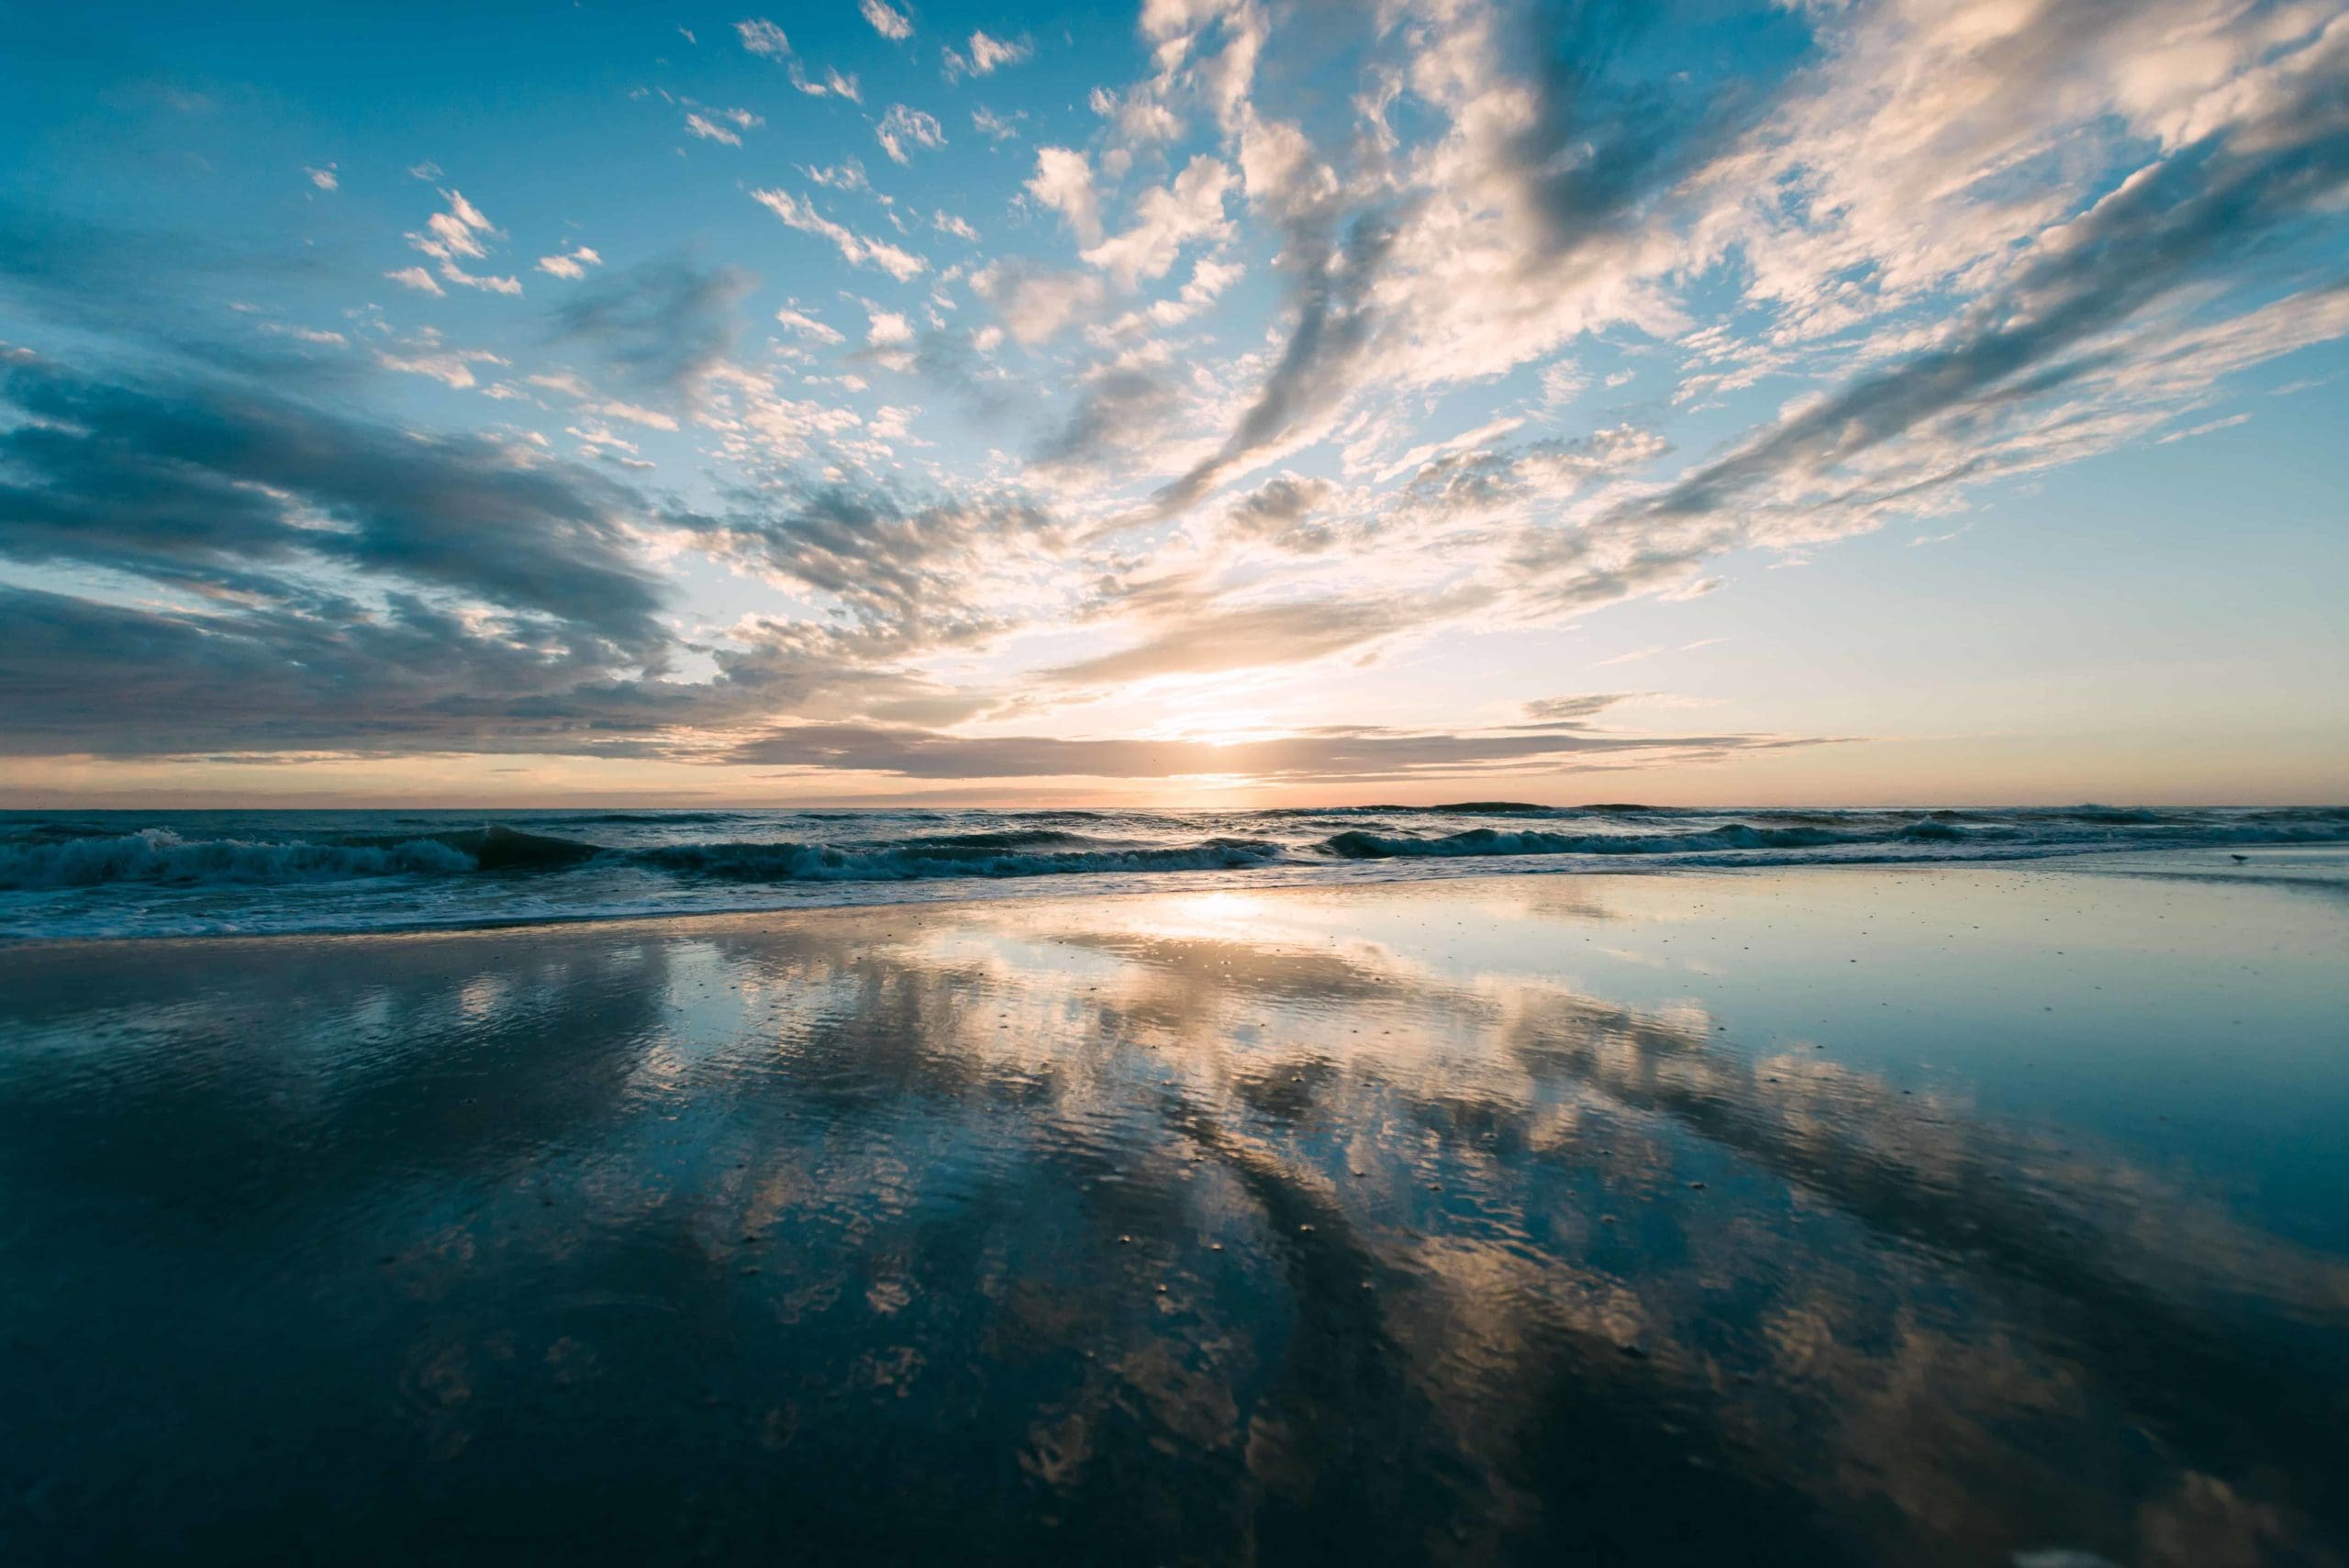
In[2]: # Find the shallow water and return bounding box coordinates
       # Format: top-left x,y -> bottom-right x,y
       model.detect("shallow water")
2,859 -> 2345,1564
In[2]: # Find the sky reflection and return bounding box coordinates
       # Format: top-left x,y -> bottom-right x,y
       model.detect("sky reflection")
2,864 -> 2343,1564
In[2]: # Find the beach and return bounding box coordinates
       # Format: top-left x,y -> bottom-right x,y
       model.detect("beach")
3,851 -> 2345,1564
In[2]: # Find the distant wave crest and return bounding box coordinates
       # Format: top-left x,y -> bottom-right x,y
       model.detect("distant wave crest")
0,826 -> 594,889
636,835 -> 1286,882
4,807 -> 2344,922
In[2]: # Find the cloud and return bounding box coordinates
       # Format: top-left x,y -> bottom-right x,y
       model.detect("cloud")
751,188 -> 928,281
1151,206 -> 1397,515
376,347 -> 506,389
257,323 -> 348,349
734,18 -> 790,59
1042,590 -> 1460,685
1403,426 -> 1666,517
932,209 -> 980,242
943,30 -> 1030,83
1081,155 -> 1232,289
384,265 -> 443,295
971,107 -> 1023,142
876,105 -> 946,164
774,304 -> 844,344
1223,473 -> 1334,550
403,188 -> 521,295
2157,413 -> 2251,444
1620,21 -> 2349,561
724,717 -> 1823,783
535,244 -> 603,281
859,0 -> 912,41
1026,147 -> 1101,244
1089,85 -> 1182,145
684,113 -> 744,146
305,164 -> 337,191
0,356 -> 670,656
971,260 -> 1105,345
791,65 -> 862,103
551,259 -> 757,404
1032,356 -> 1188,476
686,479 -> 1059,644
1522,693 -> 1639,725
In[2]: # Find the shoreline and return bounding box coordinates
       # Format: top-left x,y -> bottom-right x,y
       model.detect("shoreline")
6,839 -> 2345,1562
5,839 -> 2342,949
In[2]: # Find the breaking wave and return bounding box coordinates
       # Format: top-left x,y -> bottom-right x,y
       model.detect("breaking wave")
635,836 -> 1286,882
0,826 -> 594,889
3,805 -> 2343,939
1317,820 -> 1982,859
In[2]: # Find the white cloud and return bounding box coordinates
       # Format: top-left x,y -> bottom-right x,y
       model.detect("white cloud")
384,266 -> 444,296
751,188 -> 928,282
376,348 -> 507,390
971,107 -> 1022,142
305,164 -> 338,191
972,262 -> 1106,345
867,310 -> 915,348
2157,412 -> 2252,444
685,113 -> 744,146
585,399 -> 681,431
876,105 -> 946,164
1123,255 -> 1242,331
404,189 -> 521,295
805,160 -> 869,192
792,65 -> 862,102
1081,155 -> 1232,289
944,29 -> 1030,82
1026,146 -> 1100,244
859,0 -> 912,40
1089,85 -> 1182,144
438,263 -> 523,295
932,209 -> 980,241
259,323 -> 348,347
734,17 -> 790,58
536,245 -> 603,280
774,306 -> 845,344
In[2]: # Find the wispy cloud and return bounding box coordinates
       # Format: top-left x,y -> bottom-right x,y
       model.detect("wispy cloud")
943,29 -> 1031,83
535,244 -> 603,281
402,188 -> 520,295
751,188 -> 927,281
875,105 -> 946,165
733,17 -> 790,59
859,0 -> 913,41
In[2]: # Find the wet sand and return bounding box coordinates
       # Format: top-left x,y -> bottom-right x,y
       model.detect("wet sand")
3,853 -> 2345,1565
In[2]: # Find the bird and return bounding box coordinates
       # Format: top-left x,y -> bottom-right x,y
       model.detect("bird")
2231,853 -> 2249,862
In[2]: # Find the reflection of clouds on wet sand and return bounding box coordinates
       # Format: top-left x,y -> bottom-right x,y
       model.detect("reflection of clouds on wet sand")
1,867 -> 2343,1565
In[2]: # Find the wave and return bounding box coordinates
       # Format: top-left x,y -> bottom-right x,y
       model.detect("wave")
1318,823 -> 1875,859
0,828 -> 479,889
634,836 -> 1286,883
546,811 -> 745,826
0,825 -> 596,888
6,808 -> 2345,904
1311,816 -> 2300,860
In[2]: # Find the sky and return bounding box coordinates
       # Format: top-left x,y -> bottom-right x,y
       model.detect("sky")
2,0 -> 2345,808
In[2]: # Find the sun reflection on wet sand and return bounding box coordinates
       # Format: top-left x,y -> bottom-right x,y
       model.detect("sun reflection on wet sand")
2,862 -> 2343,1565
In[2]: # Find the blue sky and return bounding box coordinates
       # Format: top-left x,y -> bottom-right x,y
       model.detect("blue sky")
2,0 -> 2345,806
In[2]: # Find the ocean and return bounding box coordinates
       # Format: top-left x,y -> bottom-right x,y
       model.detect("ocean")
2,802 -> 2344,940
